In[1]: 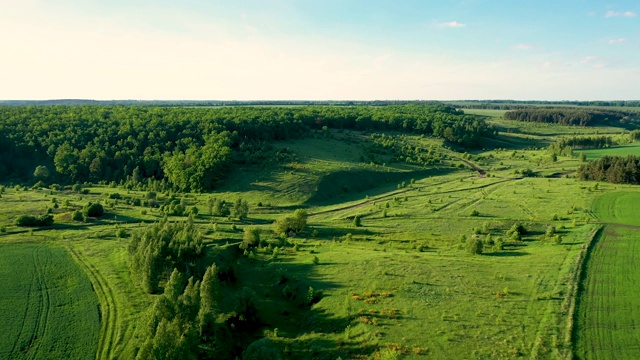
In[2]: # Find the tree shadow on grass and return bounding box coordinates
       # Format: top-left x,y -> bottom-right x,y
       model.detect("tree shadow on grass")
484,251 -> 529,257
229,249 -> 384,359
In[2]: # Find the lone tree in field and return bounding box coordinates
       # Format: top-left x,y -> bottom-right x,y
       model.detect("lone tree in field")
353,215 -> 362,227
466,237 -> 483,255
273,209 -> 308,235
233,198 -> 249,220
241,227 -> 260,249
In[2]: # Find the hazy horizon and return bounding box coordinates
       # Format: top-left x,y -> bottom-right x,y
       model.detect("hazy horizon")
2,1 -> 639,101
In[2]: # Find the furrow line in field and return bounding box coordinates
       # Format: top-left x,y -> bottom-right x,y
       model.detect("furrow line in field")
8,251 -> 37,358
66,245 -> 118,360
26,247 -> 49,359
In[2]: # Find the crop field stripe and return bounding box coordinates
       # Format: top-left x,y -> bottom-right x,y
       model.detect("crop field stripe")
8,251 -> 36,358
29,247 -> 51,359
66,245 -> 118,360
574,190 -> 640,359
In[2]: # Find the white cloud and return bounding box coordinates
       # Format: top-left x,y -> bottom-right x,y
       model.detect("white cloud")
608,38 -> 627,44
580,56 -> 606,69
605,10 -> 636,18
437,21 -> 466,28
514,44 -> 532,50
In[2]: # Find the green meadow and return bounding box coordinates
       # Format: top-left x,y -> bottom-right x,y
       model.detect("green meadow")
1,106 -> 640,359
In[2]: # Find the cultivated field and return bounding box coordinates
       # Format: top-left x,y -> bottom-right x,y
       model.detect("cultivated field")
574,191 -> 640,359
580,142 -> 640,160
0,241 -> 100,360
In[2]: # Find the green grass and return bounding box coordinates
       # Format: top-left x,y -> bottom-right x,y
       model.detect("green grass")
462,108 -> 508,117
580,142 -> 640,160
0,241 -> 100,359
1,127 -> 636,359
574,190 -> 640,359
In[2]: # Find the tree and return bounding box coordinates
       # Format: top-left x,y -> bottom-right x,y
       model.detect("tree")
33,165 -> 50,180
233,198 -> 249,220
466,237 -> 483,255
241,227 -> 260,249
85,202 -> 105,217
273,209 -> 309,235
200,264 -> 219,311
353,215 -> 362,227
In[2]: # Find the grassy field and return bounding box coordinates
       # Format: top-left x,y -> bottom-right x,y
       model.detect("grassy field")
0,241 -> 100,360
0,125 -> 637,359
580,142 -> 640,160
574,190 -> 640,359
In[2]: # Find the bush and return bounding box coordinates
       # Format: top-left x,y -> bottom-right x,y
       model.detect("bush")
469,209 -> 480,217
241,227 -> 260,249
72,184 -> 82,192
546,225 -> 556,237
353,215 -> 362,227
466,237 -> 483,255
109,193 -> 122,199
116,228 -> 127,238
84,203 -> 104,217
0,225 -> 6,232
15,214 -> 54,227
71,210 -> 84,221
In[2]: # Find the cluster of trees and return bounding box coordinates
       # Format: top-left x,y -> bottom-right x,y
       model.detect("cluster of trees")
136,263 -> 263,359
0,104 -> 492,190
577,155 -> 640,184
548,136 -> 618,157
15,214 -> 54,227
365,133 -> 447,166
504,108 -> 639,128
128,219 -> 205,293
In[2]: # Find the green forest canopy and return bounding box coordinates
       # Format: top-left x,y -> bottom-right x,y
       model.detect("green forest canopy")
0,104 -> 492,191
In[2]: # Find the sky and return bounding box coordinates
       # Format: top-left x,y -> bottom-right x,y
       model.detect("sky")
0,0 -> 638,100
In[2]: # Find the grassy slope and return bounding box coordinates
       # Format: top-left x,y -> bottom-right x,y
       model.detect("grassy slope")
0,241 -> 100,360
574,191 -> 640,359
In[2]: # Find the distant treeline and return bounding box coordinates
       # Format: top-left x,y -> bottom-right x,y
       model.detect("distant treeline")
0,104 -> 492,191
0,100 -> 442,107
577,155 -> 640,184
449,100 -> 640,109
503,108 -> 640,128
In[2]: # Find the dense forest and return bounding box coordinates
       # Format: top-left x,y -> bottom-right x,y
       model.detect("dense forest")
0,104 -> 492,191
503,108 -> 640,128
577,155 -> 640,184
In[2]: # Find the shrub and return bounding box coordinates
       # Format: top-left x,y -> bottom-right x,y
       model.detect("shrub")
546,225 -> 556,237
72,184 -> 82,192
116,228 -> 127,238
312,256 -> 319,265
353,215 -> 362,227
84,203 -> 104,217
15,214 -> 54,227
109,193 -> 122,199
0,225 -> 6,232
241,228 -> 260,249
466,238 -> 483,255
469,209 -> 480,217
71,210 -> 84,221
